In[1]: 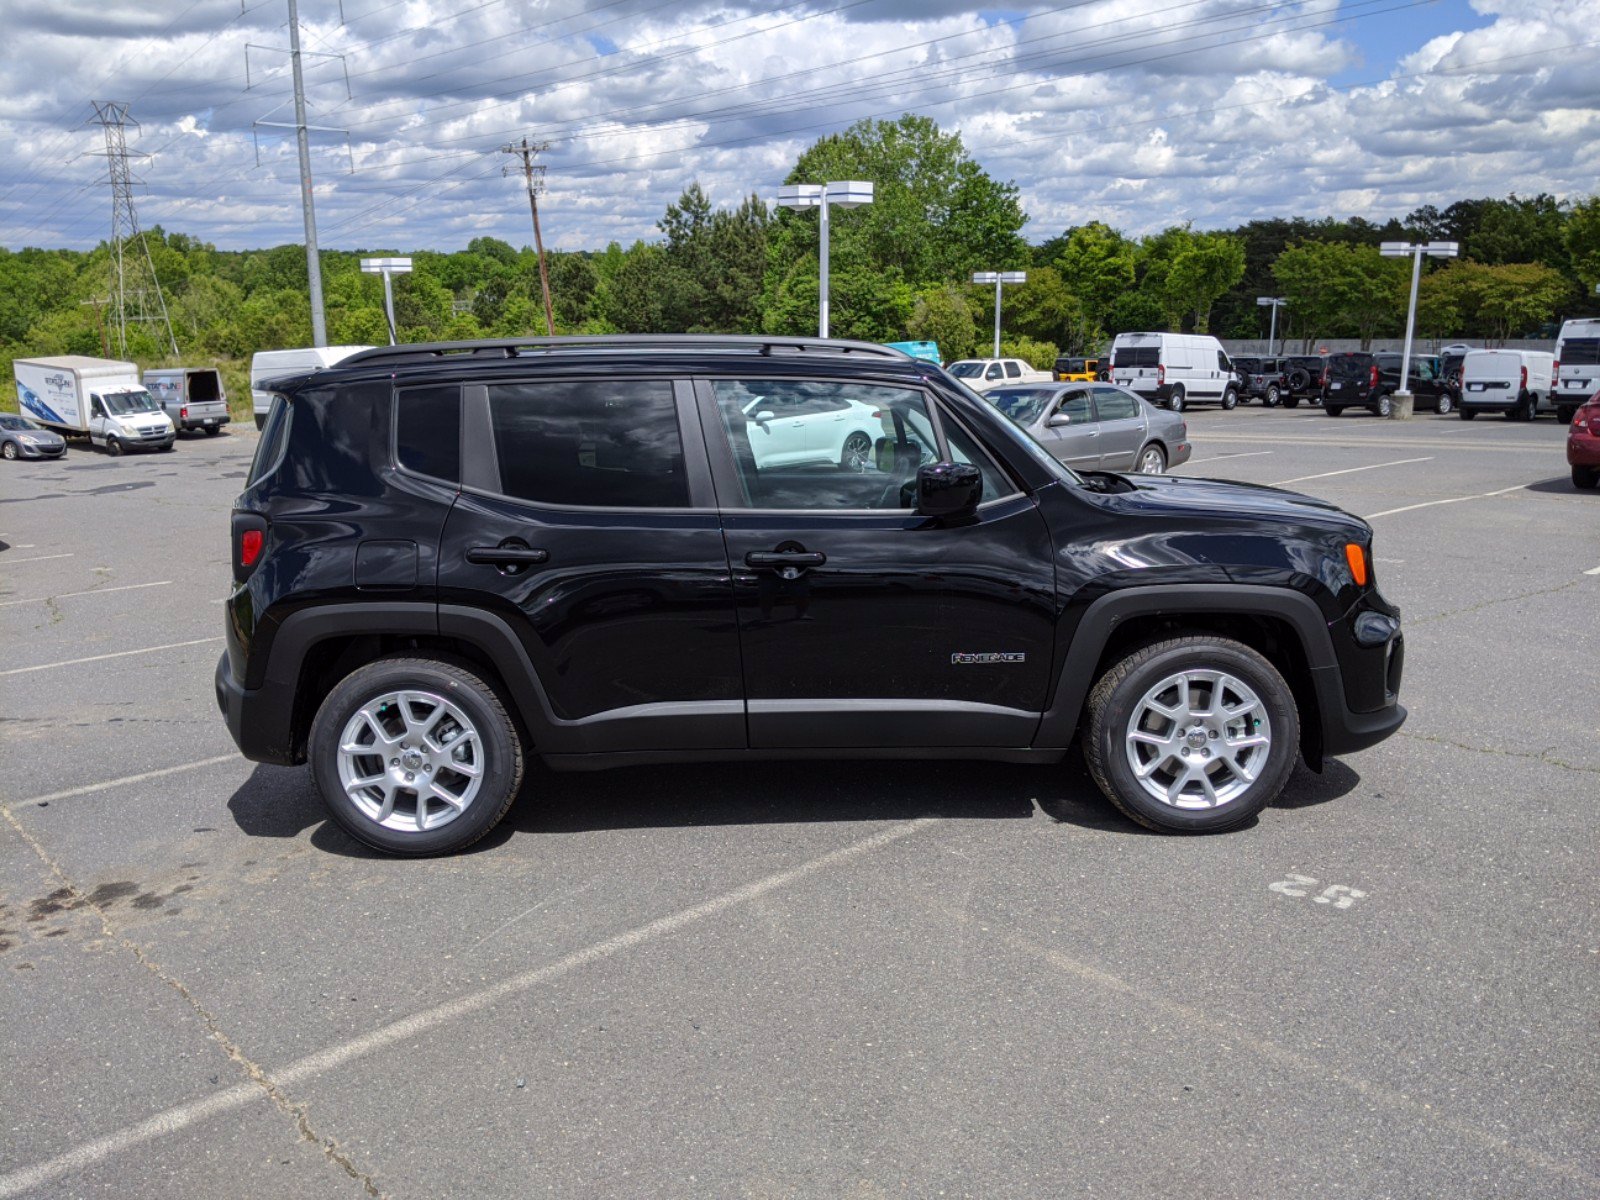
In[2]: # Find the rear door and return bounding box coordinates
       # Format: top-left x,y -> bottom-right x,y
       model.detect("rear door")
699,375 -> 1056,749
1090,386 -> 1146,469
435,375 -> 745,753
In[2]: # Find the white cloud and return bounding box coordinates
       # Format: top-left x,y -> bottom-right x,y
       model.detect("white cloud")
0,0 -> 1594,252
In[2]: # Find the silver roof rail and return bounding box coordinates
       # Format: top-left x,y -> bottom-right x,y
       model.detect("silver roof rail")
341,335 -> 913,370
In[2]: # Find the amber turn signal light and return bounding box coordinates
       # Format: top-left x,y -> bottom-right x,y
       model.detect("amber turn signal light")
1345,542 -> 1368,587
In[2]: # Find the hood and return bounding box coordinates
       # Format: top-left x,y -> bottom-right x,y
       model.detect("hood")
1084,470 -> 1369,536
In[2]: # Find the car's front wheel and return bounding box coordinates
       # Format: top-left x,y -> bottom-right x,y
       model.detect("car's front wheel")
1,441 -> 16,460
1083,636 -> 1300,833
309,656 -> 525,855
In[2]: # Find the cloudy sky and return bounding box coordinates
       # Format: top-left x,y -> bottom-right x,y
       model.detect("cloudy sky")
1,0 -> 1596,253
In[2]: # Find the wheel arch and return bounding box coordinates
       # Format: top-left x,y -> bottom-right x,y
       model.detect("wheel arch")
1038,585 -> 1338,769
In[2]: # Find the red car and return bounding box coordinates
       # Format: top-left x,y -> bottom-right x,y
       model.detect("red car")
1570,392 -> 1600,489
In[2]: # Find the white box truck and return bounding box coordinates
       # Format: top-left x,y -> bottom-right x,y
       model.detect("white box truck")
144,367 -> 229,436
1553,318 -> 1600,423
13,356 -> 176,455
251,345 -> 371,429
1457,349 -> 1556,421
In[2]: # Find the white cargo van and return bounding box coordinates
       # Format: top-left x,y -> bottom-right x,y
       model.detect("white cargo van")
14,356 -> 176,454
1109,332 -> 1236,412
250,346 -> 372,429
1552,318 -> 1600,423
1457,349 -> 1556,421
144,367 -> 229,436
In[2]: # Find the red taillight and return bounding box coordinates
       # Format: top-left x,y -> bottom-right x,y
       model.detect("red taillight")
181,406 -> 188,419
1553,360 -> 1560,380
1370,364 -> 1379,388
1574,407 -> 1592,430
1520,365 -> 1527,390
1157,364 -> 1166,385
240,529 -> 263,567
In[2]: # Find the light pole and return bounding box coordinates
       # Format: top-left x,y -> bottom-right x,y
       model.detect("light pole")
774,181 -> 874,338
1380,241 -> 1459,418
972,270 -> 1027,358
360,256 -> 413,345
1256,296 -> 1287,355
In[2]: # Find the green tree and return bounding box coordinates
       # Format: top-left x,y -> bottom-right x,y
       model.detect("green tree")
906,284 -> 977,360
1446,260 -> 1572,342
1164,232 -> 1245,333
1563,194 -> 1600,292
1052,222 -> 1135,339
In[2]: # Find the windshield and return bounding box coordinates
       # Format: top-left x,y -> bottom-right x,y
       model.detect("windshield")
103,389 -> 160,416
0,414 -> 39,431
988,389 -> 1054,426
947,362 -> 984,378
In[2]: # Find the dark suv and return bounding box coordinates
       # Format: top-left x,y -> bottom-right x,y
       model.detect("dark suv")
1270,355 -> 1326,408
1230,357 -> 1280,403
217,336 -> 1405,854
1373,353 -> 1454,414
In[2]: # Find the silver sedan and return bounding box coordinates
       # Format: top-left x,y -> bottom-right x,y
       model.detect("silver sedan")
986,382 -> 1192,474
0,413 -> 67,460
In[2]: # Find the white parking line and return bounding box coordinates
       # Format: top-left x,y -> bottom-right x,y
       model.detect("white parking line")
0,581 -> 172,608
0,816 -> 939,1198
1584,565 -> 1600,576
1365,484 -> 1525,519
6,755 -> 240,809
1186,450 -> 1275,465
0,637 -> 222,677
1269,457 -> 1433,486
0,553 -> 74,565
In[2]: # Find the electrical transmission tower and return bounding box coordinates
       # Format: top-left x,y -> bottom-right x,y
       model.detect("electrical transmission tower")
501,138 -> 556,336
88,101 -> 179,359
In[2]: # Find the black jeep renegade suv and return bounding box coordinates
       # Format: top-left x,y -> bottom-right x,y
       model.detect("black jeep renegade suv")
217,336 -> 1405,854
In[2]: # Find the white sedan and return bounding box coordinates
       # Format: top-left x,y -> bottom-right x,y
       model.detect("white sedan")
742,394 -> 884,470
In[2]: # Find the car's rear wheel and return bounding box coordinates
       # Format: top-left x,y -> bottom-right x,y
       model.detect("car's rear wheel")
1083,636 -> 1299,833
1376,394 -> 1393,418
204,426 -> 221,437
1284,396 -> 1300,409
309,656 -> 524,856
840,431 -> 872,472
1435,391 -> 1452,415
1573,464 -> 1599,489
1136,444 -> 1166,474
1325,406 -> 1343,417
1167,387 -> 1185,413
1557,406 -> 1576,425
1264,384 -> 1281,407
1459,407 -> 1477,421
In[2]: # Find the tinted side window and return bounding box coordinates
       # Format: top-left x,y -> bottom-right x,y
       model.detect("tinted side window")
1094,388 -> 1138,421
396,385 -> 461,482
1114,347 -> 1158,368
488,380 -> 687,509
1004,361 -> 1023,378
986,363 -> 1004,381
1057,389 -> 1093,422
247,395 -> 291,486
1217,351 -> 1231,371
940,410 -> 1016,502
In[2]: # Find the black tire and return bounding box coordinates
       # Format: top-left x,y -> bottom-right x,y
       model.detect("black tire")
1135,443 -> 1166,474
1573,464 -> 1599,489
1167,387 -> 1185,413
1435,390 -> 1452,415
1082,636 -> 1300,834
1557,406 -> 1576,425
839,431 -> 872,471
1220,387 -> 1238,411
1284,396 -> 1301,409
1264,384 -> 1281,407
204,426 -> 221,437
1286,368 -> 1311,392
254,414 -> 267,431
1,441 -> 16,460
1376,394 -> 1392,418
1523,393 -> 1539,422
105,437 -> 123,456
159,443 -> 175,453
309,656 -> 525,856
1459,407 -> 1477,421
1325,406 -> 1343,417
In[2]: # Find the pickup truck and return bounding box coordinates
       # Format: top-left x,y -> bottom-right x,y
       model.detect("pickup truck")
946,357 -> 1052,393
145,367 -> 230,435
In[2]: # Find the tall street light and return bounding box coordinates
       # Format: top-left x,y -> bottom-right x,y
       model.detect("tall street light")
774,181 -> 874,338
1256,296 -> 1287,355
1380,241 -> 1459,418
973,270 -> 1027,358
360,256 -> 413,345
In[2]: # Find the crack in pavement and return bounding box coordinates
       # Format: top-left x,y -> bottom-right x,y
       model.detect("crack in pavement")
0,806 -> 385,1199
1397,731 -> 1600,775
1410,578 -> 1584,626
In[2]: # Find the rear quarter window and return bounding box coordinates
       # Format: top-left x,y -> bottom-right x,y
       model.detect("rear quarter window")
246,396 -> 291,486
395,385 -> 462,483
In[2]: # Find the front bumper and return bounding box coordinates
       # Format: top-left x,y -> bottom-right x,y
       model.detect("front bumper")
13,441 -> 66,458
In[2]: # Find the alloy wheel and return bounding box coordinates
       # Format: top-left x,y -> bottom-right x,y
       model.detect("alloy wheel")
1122,669 -> 1271,810
336,690 -> 485,833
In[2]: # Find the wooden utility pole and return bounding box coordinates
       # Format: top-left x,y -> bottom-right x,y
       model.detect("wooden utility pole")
500,138 -> 555,336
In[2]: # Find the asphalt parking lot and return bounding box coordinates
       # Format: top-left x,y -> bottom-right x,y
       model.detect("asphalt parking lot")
1,407 -> 1596,1199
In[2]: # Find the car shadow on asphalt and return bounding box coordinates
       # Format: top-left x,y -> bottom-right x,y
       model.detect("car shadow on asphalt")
1523,475 -> 1584,495
226,753 -> 1364,856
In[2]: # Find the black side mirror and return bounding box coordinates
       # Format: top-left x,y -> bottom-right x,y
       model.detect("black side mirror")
916,461 -> 982,519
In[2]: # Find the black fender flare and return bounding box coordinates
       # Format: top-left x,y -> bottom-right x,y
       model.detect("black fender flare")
1034,585 -> 1342,756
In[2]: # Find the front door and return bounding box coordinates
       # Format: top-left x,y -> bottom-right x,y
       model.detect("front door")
436,376 -> 744,753
698,376 -> 1057,749
1036,387 -> 1099,470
